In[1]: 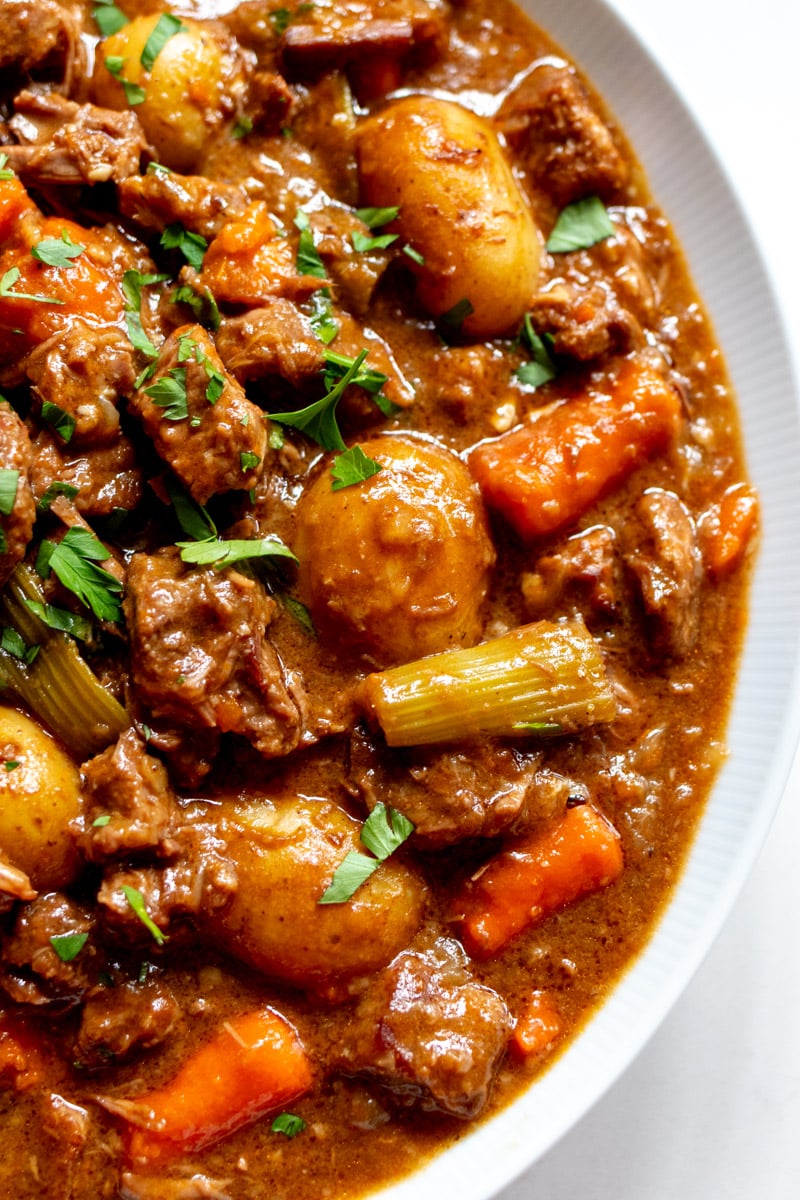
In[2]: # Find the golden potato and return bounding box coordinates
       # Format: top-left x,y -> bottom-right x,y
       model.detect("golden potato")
92,14 -> 246,171
355,95 -> 541,337
0,706 -> 82,890
293,435 -> 495,667
214,796 -> 427,989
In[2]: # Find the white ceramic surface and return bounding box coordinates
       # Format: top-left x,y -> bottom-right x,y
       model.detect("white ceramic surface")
373,1 -> 800,1197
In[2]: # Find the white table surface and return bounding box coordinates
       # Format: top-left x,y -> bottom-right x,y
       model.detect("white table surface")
499,1 -> 800,1197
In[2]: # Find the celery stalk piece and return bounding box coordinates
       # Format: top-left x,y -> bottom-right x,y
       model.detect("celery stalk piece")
360,619 -> 616,747
0,564 -> 129,760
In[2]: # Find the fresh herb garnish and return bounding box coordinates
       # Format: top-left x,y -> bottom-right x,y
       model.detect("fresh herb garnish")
31,230 -> 84,269
175,333 -> 225,403
0,153 -> 14,181
167,478 -> 217,541
330,444 -> 382,491
232,114 -> 254,139
1,627 -> 38,664
319,802 -> 414,904
271,1113 -> 306,1138
92,814 -> 112,827
140,13 -> 184,71
514,313 -> 557,390
146,161 -> 172,176
351,230 -> 398,253
121,884 -> 167,945
122,269 -> 169,359
0,469 -> 19,515
93,1 -> 128,38
35,527 -> 122,624
355,206 -> 400,229
160,223 -> 208,270
308,288 -> 338,345
240,451 -> 261,472
37,480 -> 79,513
280,592 -> 315,635
0,266 -> 64,306
268,349 -> 368,452
511,721 -> 563,735
171,284 -> 220,330
50,932 -> 89,963
439,297 -> 474,332
3,761 -> 19,771
177,535 -> 297,570
23,598 -> 92,642
104,56 -> 146,106
144,369 -> 188,421
41,401 -> 76,444
546,195 -> 614,253
402,243 -> 425,266
294,209 -> 327,280
269,4 -> 314,35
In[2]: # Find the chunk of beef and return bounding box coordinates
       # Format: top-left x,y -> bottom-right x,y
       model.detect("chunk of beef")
1,893 -> 98,1006
118,171 -> 248,241
98,823 -> 237,942
623,489 -> 702,659
521,525 -> 619,624
527,280 -> 641,362
30,430 -> 144,519
349,729 -> 565,847
80,730 -> 181,862
0,851 -> 37,913
75,979 -> 181,1069
0,403 -> 35,588
280,0 -> 446,77
6,90 -> 150,187
128,324 -> 267,505
313,207 -> 392,315
0,0 -> 82,87
498,64 -> 630,207
24,322 -> 135,446
247,69 -> 295,133
215,300 -> 324,387
124,550 -> 307,759
335,947 -> 511,1118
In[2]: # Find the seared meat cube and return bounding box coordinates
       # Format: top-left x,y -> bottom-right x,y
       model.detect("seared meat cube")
118,171 -> 248,241
128,324 -> 267,505
30,431 -> 144,519
527,280 -> 641,362
215,301 -> 324,387
80,730 -> 180,862
1,893 -> 98,1007
335,948 -> 512,1118
624,489 -> 702,659
0,1 -> 81,84
0,404 -> 35,588
521,525 -> 620,623
75,979 -> 181,1068
124,550 -> 307,759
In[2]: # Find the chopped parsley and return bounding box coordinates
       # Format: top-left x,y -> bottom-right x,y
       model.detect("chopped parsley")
1,627 -> 38,664
104,56 -> 146,106
271,1113 -> 306,1138
514,313 -> 557,390
176,333 -> 226,403
93,1 -> 128,38
35,527 -> 123,624
171,284 -> 220,331
240,451 -> 261,472
294,209 -> 327,280
511,721 -> 563,735
323,349 -> 396,416
140,13 -> 185,71
307,288 -> 338,345
3,761 -> 19,771
268,349 -> 370,451
319,802 -> 414,904
177,535 -> 297,571
232,114 -> 254,139
92,814 -> 112,827
0,153 -> 15,181
121,884 -> 167,946
160,223 -> 208,270
50,932 -> 89,963
0,266 -> 64,306
0,469 -> 19,515
355,206 -> 400,229
144,369 -> 188,421
402,243 -> 425,266
439,297 -> 474,332
31,230 -> 84,269
122,269 -> 169,359
546,195 -> 615,253
37,481 -> 80,514
330,444 -> 382,491
269,4 -> 314,36
351,230 -> 398,253
167,478 -> 217,542
40,401 -> 76,444
23,598 -> 92,643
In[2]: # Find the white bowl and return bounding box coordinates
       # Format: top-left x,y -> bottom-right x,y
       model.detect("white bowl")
374,1 -> 800,1197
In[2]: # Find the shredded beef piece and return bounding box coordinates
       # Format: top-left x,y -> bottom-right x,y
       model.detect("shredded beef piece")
80,730 -> 181,862
6,90 -> 150,187
313,207 -> 392,314
118,171 -> 248,241
0,0 -> 82,87
124,550 -> 307,759
335,947 -> 511,1118
623,489 -> 702,659
215,301 -> 324,386
30,431 -> 144,518
498,64 -> 630,207
349,729 -> 557,847
280,0 -> 446,76
75,979 -> 181,1069
128,324 -> 267,505
24,322 -> 135,447
247,70 -> 295,133
521,525 -> 620,624
0,852 -> 37,913
1,893 -> 98,1007
0,404 -> 35,588
527,280 -> 641,362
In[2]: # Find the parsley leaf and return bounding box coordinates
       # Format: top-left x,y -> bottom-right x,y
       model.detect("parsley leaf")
402,243 -> 425,265
319,802 -> 414,904
160,223 -> 208,270
514,313 -> 557,390
122,269 -> 170,313
351,230 -> 398,253
35,527 -> 122,623
93,814 -> 112,827
104,56 -> 146,106
232,114 -> 253,139
511,721 -> 563,734
355,206 -> 400,229
93,1 -> 128,37
268,349 -> 368,451
0,153 -> 15,181
240,451 -> 261,472
546,195 -> 614,253
166,477 -> 217,542
121,884 -> 167,945
171,284 -> 220,330
330,444 -> 382,491
177,535 -> 297,570
125,310 -> 158,358
37,481 -> 79,514
279,592 -> 315,636
23,598 -> 92,642
49,932 -> 89,963
308,288 -> 338,345
31,230 -> 84,269
1,627 -> 38,664
41,401 -> 76,444
0,469 -> 19,516
140,13 -> 184,71
439,297 -> 474,332
271,1113 -> 306,1138
145,369 -> 188,421
0,266 -> 64,306
294,209 -> 327,279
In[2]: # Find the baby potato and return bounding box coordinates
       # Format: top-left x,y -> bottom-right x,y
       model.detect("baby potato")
0,706 -> 82,890
355,95 -> 541,337
92,14 -> 246,171
214,796 -> 427,990
293,435 -> 495,667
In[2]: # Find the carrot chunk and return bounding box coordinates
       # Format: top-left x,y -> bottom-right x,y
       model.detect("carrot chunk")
469,358 -> 683,540
117,1007 -> 313,1166
0,175 -> 35,245
699,483 -> 759,578
511,990 -> 563,1060
453,804 -> 624,959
